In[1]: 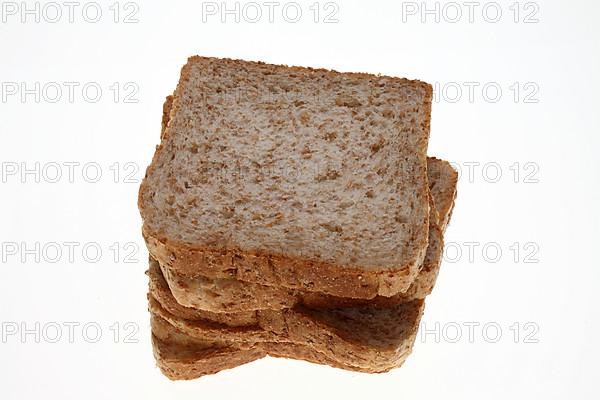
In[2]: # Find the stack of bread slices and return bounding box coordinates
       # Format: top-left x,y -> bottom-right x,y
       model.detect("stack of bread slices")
139,56 -> 458,380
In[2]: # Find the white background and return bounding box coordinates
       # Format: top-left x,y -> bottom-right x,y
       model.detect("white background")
1,0 -> 599,398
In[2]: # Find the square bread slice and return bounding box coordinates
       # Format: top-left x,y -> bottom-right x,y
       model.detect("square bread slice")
139,57 -> 433,298
149,293 -> 424,377
155,157 -> 457,312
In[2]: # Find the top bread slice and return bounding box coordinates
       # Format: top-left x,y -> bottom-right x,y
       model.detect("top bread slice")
157,157 -> 458,312
139,56 -> 433,298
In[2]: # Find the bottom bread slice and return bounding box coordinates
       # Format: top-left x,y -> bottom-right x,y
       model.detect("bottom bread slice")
151,301 -> 423,380
149,277 -> 425,376
151,314 -> 413,380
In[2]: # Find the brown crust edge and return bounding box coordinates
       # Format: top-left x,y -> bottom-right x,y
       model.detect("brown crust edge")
143,221 -> 425,300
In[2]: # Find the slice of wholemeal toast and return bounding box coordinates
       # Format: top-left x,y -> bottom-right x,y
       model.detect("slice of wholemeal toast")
157,157 -> 457,312
139,56 -> 433,298
151,313 -> 411,380
149,292 -> 424,375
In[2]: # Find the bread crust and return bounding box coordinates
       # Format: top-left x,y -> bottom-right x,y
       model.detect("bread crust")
144,232 -> 421,298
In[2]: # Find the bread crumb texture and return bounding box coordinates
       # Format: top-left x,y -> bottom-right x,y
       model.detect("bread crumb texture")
140,57 -> 433,271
